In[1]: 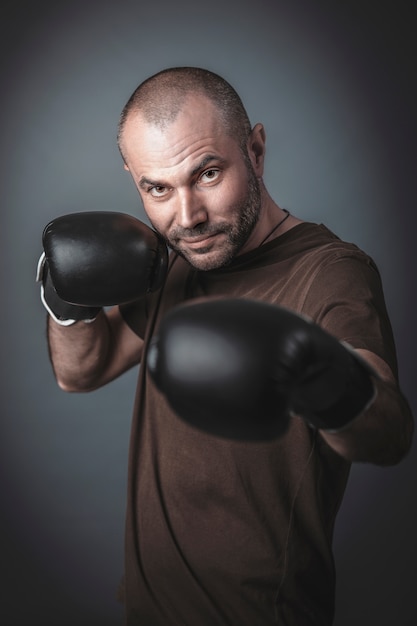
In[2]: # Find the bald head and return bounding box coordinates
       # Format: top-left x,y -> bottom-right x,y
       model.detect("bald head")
117,67 -> 252,161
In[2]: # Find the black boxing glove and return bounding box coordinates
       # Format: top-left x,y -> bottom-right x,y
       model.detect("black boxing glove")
37,211 -> 168,325
147,298 -> 377,440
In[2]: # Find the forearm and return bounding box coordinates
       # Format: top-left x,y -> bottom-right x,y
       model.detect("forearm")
320,367 -> 414,466
47,311 -> 111,392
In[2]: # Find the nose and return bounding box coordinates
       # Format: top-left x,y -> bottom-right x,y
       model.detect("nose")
176,188 -> 208,230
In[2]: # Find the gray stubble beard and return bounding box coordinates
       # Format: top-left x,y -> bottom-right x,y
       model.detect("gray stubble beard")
161,160 -> 262,271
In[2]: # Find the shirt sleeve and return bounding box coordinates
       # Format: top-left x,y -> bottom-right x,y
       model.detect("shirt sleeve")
302,252 -> 398,378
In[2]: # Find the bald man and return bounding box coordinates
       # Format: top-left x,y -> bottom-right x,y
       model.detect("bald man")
41,67 -> 413,625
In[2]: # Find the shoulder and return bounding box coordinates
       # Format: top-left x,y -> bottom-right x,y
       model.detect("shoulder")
287,222 -> 374,261
280,222 -> 381,287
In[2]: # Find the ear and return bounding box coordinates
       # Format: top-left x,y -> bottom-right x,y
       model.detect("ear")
246,123 -> 266,176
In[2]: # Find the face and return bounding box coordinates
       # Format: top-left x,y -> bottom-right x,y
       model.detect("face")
121,95 -> 265,271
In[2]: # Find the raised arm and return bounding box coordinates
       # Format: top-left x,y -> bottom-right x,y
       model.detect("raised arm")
38,211 -> 167,392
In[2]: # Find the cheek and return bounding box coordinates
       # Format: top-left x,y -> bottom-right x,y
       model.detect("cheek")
145,211 -> 169,235
210,176 -> 246,213
220,177 -> 250,214
139,197 -> 171,234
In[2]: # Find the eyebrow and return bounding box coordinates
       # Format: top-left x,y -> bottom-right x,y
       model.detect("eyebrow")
138,154 -> 226,189
191,154 -> 225,176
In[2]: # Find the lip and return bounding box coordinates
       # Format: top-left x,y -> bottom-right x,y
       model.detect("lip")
181,233 -> 220,249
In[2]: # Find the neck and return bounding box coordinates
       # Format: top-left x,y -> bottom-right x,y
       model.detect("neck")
258,208 -> 290,247
254,193 -> 291,245
238,189 -> 303,256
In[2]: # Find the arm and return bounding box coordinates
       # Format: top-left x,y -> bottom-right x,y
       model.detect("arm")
146,299 -> 414,466
320,349 -> 413,465
47,306 -> 144,392
38,211 -> 168,391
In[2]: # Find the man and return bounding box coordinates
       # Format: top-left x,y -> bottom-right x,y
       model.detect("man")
39,67 -> 413,625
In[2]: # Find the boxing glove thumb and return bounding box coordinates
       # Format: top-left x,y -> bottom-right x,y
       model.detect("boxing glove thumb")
37,253 -> 101,325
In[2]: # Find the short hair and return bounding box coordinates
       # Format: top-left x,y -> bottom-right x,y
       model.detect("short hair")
117,67 -> 252,160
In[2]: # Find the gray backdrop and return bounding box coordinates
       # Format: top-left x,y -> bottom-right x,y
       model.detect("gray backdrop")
1,1 -> 416,624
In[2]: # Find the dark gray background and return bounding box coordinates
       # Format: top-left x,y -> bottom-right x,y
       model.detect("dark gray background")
1,1 -> 416,624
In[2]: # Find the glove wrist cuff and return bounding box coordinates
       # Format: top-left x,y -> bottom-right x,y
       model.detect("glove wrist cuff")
304,357 -> 377,431
37,252 -> 100,326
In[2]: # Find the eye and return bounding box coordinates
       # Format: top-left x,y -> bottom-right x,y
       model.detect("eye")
149,185 -> 169,198
200,168 -> 220,184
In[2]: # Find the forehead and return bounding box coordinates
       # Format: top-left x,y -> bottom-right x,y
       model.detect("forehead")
121,95 -> 240,174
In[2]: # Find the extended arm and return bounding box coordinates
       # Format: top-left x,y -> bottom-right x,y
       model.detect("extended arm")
147,299 -> 413,466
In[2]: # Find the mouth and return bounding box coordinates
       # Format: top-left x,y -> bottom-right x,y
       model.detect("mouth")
181,232 -> 221,250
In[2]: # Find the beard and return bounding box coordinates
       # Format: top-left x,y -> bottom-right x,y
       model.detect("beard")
159,159 -> 262,271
